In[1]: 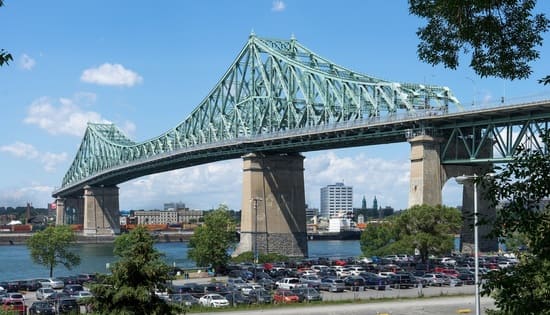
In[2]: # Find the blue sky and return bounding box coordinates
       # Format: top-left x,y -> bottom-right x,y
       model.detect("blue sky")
1,1 -> 549,211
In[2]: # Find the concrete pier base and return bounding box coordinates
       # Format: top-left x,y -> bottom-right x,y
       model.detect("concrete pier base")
233,153 -> 308,258
83,185 -> 120,236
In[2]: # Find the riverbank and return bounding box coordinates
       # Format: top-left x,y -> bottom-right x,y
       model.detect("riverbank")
0,231 -> 193,245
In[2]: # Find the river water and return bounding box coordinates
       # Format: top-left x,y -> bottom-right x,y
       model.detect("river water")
0,240 -> 360,281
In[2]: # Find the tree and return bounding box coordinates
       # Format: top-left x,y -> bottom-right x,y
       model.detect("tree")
88,226 -> 182,315
409,0 -> 549,81
393,205 -> 462,263
360,222 -> 396,257
360,205 -> 462,262
0,1 -> 12,67
187,204 -> 236,273
480,129 -> 550,315
27,225 -> 80,277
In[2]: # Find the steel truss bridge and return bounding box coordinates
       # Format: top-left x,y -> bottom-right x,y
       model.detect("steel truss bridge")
53,34 -> 550,198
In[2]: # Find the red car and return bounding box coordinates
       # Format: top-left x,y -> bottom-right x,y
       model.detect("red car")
2,300 -> 26,315
273,289 -> 300,304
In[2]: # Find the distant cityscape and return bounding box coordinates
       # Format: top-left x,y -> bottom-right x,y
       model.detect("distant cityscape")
0,182 -> 394,236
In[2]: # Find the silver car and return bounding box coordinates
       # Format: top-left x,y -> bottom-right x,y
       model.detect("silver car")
36,287 -> 55,300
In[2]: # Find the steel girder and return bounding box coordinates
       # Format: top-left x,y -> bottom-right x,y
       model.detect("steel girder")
58,35 -> 460,193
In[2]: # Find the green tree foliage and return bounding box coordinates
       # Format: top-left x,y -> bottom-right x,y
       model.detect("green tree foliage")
89,226 -> 182,315
481,129 -> 550,315
393,205 -> 462,263
409,0 -> 549,80
0,1 -> 12,67
27,225 -> 80,277
360,222 -> 396,257
188,204 -> 236,273
360,205 -> 461,262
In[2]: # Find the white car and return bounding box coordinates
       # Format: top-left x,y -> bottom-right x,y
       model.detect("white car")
39,278 -> 65,289
198,293 -> 229,307
36,287 -> 56,300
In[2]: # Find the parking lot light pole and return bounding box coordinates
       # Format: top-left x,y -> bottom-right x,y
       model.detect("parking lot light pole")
455,174 -> 480,315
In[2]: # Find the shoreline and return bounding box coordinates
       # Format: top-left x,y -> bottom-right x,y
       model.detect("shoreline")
0,232 -> 193,245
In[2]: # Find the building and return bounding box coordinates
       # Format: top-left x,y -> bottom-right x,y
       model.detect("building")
131,209 -> 204,225
320,182 -> 353,218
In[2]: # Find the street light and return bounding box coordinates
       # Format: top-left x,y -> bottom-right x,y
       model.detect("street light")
456,173 -> 494,315
251,197 -> 262,270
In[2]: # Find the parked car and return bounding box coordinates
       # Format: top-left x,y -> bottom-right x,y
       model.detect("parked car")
28,301 -> 55,315
256,278 -> 277,290
62,284 -> 84,296
342,276 -> 367,291
273,289 -> 300,304
45,292 -> 71,302
422,273 -> 446,286
224,292 -> 251,306
170,293 -> 199,307
388,274 -> 415,289
53,298 -> 79,314
17,279 -> 42,291
360,272 -> 389,290
226,278 -> 248,290
291,287 -> 322,302
76,273 -> 96,285
2,300 -> 25,315
247,289 -> 272,304
319,277 -> 345,292
39,278 -> 64,289
2,292 -> 24,303
72,290 -> 93,301
299,275 -> 322,289
36,287 -> 56,300
198,293 -> 230,307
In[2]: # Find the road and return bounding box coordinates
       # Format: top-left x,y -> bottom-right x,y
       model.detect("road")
204,295 -> 495,315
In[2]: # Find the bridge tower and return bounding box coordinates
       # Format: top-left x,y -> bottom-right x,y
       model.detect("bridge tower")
408,133 -> 497,252
234,153 -> 308,258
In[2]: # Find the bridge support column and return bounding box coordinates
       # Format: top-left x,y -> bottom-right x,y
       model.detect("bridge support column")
234,153 -> 308,258
55,197 -> 84,226
408,134 -> 444,207
83,185 -> 120,236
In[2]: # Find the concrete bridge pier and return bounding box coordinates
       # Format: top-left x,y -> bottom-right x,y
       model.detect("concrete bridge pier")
83,185 -> 120,235
408,133 -> 497,252
233,152 -> 308,258
55,197 -> 84,226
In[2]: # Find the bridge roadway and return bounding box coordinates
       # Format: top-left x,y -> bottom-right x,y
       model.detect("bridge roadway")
54,98 -> 550,198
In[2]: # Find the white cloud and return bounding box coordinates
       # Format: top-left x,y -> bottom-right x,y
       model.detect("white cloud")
118,150 -> 413,212
272,0 -> 286,12
121,120 -> 137,137
0,184 -> 55,208
0,141 -> 39,159
120,159 -> 243,210
81,63 -> 143,87
20,54 -> 36,70
40,152 -> 68,172
0,142 -> 67,172
304,151 -> 410,210
24,95 -> 107,136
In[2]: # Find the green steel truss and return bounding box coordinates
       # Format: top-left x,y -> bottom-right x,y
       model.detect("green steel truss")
58,34 -> 462,195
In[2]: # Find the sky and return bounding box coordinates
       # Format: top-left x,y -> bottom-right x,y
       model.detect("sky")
1,1 -> 550,212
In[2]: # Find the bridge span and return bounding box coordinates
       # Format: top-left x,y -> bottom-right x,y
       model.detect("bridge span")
53,34 -> 550,256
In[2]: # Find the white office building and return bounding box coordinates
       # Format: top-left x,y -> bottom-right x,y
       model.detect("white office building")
320,182 -> 353,218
